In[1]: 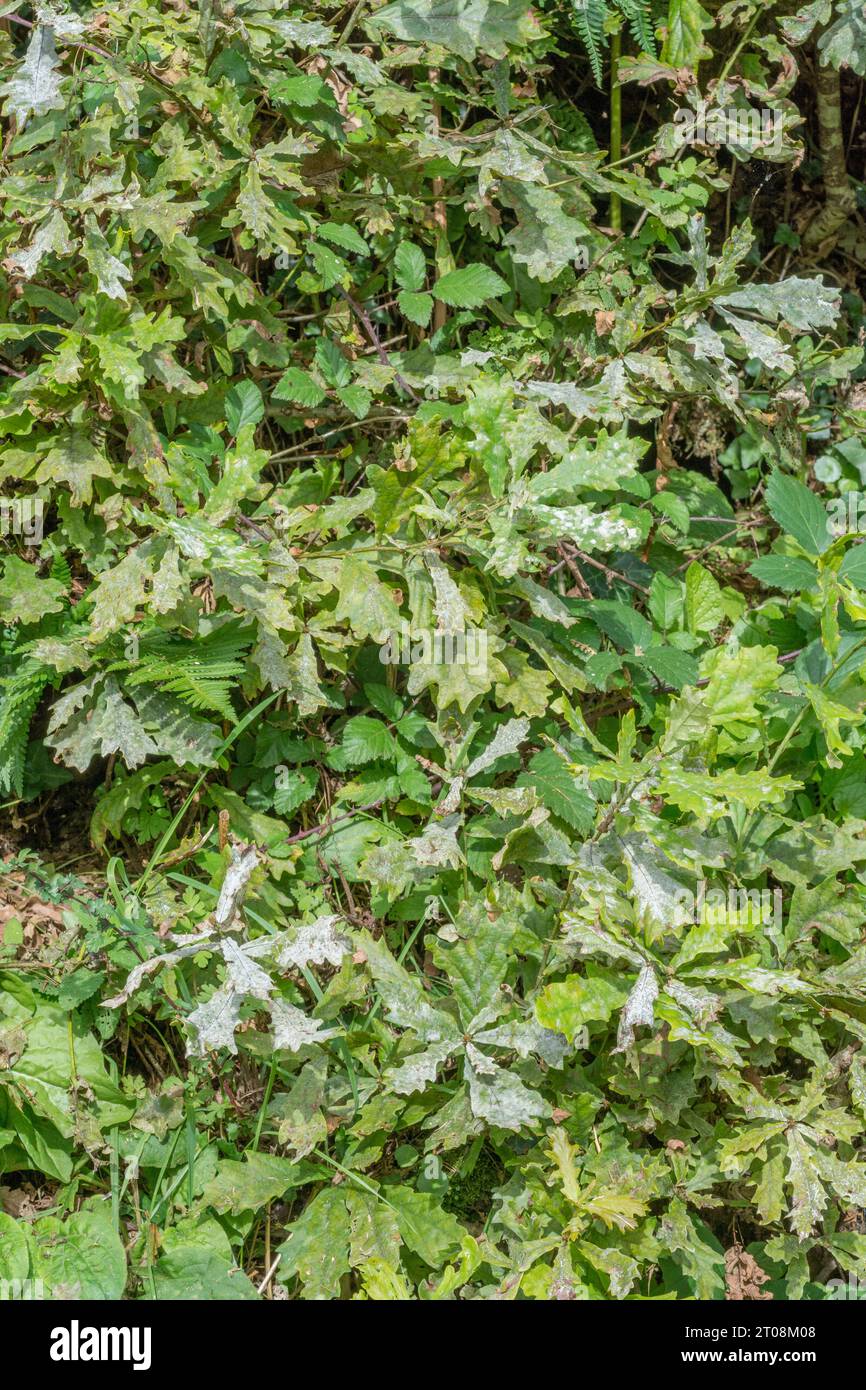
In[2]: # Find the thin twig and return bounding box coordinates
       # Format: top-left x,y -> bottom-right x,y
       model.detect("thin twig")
285,797 -> 386,844
337,288 -> 420,402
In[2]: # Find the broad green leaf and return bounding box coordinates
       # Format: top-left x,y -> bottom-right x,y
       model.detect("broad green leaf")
684,561 -> 724,633
201,1152 -> 303,1215
433,263 -> 509,309
748,554 -> 819,592
765,471 -> 832,556
225,380 -> 265,436
535,969 -> 631,1042
33,1207 -> 127,1300
0,557 -> 64,625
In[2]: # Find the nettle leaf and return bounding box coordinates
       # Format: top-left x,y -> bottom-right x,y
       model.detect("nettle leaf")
394,241 -> 427,292
838,544 -> 866,588
433,263 -> 509,309
398,290 -> 434,327
339,715 -> 397,766
765,471 -> 832,555
272,366 -> 327,407
748,554 -> 819,591
225,380 -> 265,436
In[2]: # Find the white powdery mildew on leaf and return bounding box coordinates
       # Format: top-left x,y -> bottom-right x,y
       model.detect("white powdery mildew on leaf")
276,915 -> 351,969
435,774 -> 464,816
410,816 -> 464,868
104,940 -> 210,1009
785,1127 -> 827,1239
665,978 -> 722,1028
361,933 -> 461,1044
621,837 -> 693,937
1,25 -> 65,128
464,716 -> 530,780
186,986 -> 244,1057
473,1017 -> 571,1067
7,209 -> 74,279
614,964 -> 659,1053
528,503 -> 642,553
222,937 -> 274,1000
214,843 -> 261,932
269,998 -> 336,1052
464,1047 -> 551,1130
386,1040 -> 454,1094
425,550 -> 471,633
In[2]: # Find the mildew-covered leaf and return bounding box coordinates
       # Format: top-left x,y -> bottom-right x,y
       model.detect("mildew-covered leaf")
1,25 -> 65,128
613,964 -> 659,1053
464,1049 -> 550,1131
269,998 -> 337,1052
386,1040 -> 454,1095
222,937 -> 274,1000
186,986 -> 244,1057
276,915 -> 351,970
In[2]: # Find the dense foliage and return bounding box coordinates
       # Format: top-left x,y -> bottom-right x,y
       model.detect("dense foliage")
2,0 -> 866,1300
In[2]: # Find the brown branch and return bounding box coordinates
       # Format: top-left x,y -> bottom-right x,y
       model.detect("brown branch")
337,288 -> 420,402
285,797 -> 386,845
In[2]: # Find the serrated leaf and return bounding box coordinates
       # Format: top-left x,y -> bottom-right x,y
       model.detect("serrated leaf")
748,554 -> 819,591
434,263 -> 509,309
765,471 -> 832,556
225,380 -> 264,436
272,366 -> 327,407
394,241 -> 427,292
398,289 -> 434,326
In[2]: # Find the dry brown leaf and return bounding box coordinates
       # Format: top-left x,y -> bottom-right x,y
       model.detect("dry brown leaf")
725,1244 -> 773,1300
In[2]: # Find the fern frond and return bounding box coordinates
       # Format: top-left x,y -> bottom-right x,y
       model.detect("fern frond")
49,552 -> 72,590
123,659 -> 242,719
0,660 -> 50,796
572,0 -> 608,86
617,0 -> 656,56
108,622 -> 252,721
